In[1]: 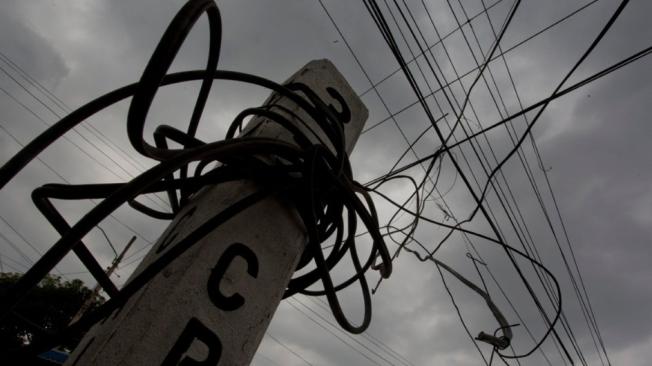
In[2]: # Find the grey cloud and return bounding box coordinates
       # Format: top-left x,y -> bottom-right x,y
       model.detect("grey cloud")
1,1 -> 652,365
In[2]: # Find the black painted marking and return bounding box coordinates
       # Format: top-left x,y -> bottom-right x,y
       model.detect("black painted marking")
208,242 -> 259,311
161,317 -> 222,366
326,87 -> 351,124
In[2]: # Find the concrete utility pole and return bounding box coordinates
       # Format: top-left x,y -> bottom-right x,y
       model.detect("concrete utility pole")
70,236 -> 137,325
66,60 -> 368,366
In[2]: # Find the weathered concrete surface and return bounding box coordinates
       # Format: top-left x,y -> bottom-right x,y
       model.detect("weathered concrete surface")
66,59 -> 368,366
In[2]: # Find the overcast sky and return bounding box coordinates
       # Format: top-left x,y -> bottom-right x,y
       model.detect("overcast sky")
1,0 -> 651,365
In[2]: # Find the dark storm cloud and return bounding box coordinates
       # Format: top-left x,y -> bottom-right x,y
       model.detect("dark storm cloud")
537,56 -> 652,351
1,0 -> 651,365
0,8 -> 69,86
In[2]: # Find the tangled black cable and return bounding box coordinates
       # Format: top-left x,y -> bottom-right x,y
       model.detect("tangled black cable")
359,0 -> 644,364
0,0 -> 392,355
366,174 -> 561,357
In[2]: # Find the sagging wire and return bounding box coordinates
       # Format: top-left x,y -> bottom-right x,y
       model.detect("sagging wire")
362,0 -> 642,363
366,166 -> 563,359
382,214 -> 560,360
0,0 -> 392,356
370,172 -> 516,351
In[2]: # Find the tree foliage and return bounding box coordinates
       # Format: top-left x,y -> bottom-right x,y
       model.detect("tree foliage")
0,272 -> 104,352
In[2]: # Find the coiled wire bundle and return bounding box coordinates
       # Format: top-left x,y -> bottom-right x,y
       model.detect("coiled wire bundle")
0,0 -> 391,355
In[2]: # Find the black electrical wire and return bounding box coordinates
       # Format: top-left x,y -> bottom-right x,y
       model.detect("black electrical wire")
472,2 -> 595,362
286,298 -> 391,366
364,2 -> 548,357
266,332 -> 316,366
361,0 -> 603,134
371,190 -> 564,359
0,50 -> 160,187
359,0 -> 509,97
0,0 -> 392,356
366,38 -> 652,191
0,121 -> 158,267
433,0 -> 588,362
318,0 -> 447,215
358,34 -> 652,359
364,0 -> 635,363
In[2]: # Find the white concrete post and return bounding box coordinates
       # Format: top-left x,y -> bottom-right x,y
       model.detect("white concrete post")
66,59 -> 368,366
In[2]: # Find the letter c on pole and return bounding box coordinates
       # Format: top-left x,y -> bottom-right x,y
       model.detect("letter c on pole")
208,242 -> 259,311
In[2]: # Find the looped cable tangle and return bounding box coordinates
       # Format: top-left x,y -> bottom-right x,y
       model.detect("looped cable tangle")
0,0 -> 392,354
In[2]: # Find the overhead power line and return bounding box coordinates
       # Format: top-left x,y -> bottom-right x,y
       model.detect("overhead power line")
265,332 -> 315,366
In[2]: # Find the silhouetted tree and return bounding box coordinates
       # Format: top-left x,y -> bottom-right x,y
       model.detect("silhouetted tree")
0,272 -> 104,361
